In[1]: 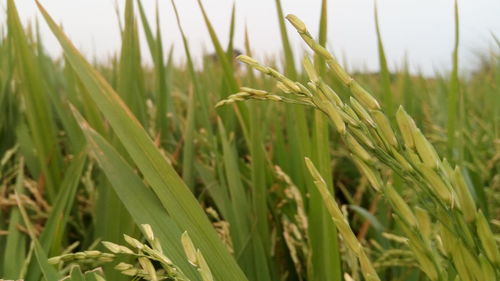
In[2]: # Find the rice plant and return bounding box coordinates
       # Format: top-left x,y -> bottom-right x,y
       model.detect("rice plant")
0,0 -> 498,281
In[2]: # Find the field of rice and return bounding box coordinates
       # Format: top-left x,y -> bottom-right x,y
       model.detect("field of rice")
0,0 -> 499,280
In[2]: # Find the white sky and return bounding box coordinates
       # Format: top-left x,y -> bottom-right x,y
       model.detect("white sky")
2,0 -> 500,76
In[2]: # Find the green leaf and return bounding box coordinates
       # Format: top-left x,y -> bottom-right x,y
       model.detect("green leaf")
374,2 -> 394,117
15,190 -> 62,281
70,107 -> 201,281
117,0 -> 146,124
35,3 -> 247,280
3,158 -> 26,279
7,0 -> 62,201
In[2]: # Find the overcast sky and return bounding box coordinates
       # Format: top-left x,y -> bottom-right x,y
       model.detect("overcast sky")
3,0 -> 500,75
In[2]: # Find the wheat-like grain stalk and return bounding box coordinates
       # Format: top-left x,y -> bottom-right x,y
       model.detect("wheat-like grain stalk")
217,14 -> 499,281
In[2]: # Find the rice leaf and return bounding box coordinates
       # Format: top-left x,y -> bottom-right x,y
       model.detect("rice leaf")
35,3 -> 248,280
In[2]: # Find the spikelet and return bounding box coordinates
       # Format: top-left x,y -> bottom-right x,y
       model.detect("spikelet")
124,234 -> 144,250
236,55 -> 268,72
371,110 -> 398,147
302,56 -> 319,83
318,82 -> 343,106
350,83 -> 381,110
479,254 -> 497,281
407,240 -> 438,281
142,224 -> 155,242
452,167 -> 476,222
476,210 -> 500,264
396,106 -> 417,149
350,126 -> 375,149
285,14 -> 307,33
196,250 -> 215,281
345,133 -> 372,162
181,231 -> 198,266
138,257 -> 158,281
415,207 -> 431,240
413,129 -> 440,169
385,185 -> 417,227
457,243 -> 483,281
324,103 -> 346,134
351,154 -> 382,192
418,164 -> 452,204
350,97 -> 376,127
102,241 -> 134,254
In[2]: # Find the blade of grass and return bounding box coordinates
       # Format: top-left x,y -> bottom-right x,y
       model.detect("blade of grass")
40,152 -> 86,255
35,3 -> 248,280
195,0 -> 250,137
218,119 -> 273,281
153,4 -> 170,143
15,188 -> 62,281
374,2 -> 394,117
274,0 -> 311,193
242,19 -> 275,281
171,0 -> 214,141
447,0 -> 461,162
70,107 -> 202,281
7,0 -> 62,201
226,3 -> 236,58
3,158 -> 27,279
117,0 -> 146,124
24,152 -> 86,281
136,0 -> 156,59
182,90 -> 196,189
274,0 -> 297,78
137,0 -> 170,141
308,1 -> 342,280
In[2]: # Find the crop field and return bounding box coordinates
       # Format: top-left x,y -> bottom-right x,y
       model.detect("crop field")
0,0 -> 499,280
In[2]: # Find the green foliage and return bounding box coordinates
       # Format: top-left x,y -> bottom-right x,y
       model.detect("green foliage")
0,1 -> 498,281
